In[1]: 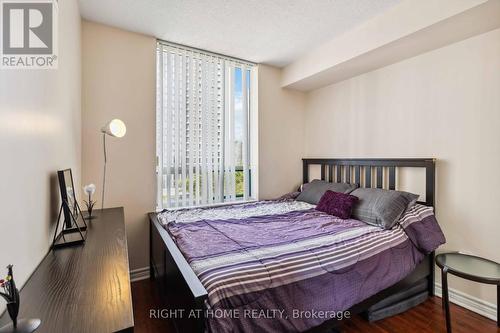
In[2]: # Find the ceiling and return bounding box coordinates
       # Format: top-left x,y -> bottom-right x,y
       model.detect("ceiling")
78,0 -> 402,67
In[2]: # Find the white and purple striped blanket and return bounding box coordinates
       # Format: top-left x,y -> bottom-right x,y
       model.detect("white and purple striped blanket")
160,200 -> 445,333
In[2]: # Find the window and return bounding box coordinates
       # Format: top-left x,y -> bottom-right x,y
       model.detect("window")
156,42 -> 258,209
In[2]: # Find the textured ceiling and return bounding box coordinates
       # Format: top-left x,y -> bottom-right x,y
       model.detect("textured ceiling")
78,0 -> 402,67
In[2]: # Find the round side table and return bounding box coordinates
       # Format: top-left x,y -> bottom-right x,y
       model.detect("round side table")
435,252 -> 500,333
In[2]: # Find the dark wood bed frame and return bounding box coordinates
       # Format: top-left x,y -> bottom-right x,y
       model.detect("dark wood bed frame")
149,158 -> 436,332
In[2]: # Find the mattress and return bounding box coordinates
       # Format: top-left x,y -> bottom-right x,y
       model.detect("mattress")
159,200 -> 445,333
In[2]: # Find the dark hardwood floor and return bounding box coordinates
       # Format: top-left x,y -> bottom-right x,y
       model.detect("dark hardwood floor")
132,279 -> 499,333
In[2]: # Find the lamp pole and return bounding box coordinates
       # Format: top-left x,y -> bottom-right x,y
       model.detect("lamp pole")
101,132 -> 107,212
100,119 -> 126,214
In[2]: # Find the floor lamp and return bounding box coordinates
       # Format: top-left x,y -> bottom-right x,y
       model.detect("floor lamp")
101,119 -> 126,212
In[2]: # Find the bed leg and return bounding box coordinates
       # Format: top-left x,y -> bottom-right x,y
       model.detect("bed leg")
429,251 -> 435,296
194,297 -> 206,333
149,262 -> 155,280
149,219 -> 155,280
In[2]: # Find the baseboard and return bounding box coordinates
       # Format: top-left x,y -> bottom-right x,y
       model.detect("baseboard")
130,266 -> 150,282
435,282 -> 497,321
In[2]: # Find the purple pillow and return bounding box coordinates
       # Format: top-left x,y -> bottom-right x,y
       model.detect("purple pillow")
316,190 -> 359,219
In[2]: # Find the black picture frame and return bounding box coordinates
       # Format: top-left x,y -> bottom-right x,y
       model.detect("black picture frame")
58,169 -> 79,229
52,169 -> 87,249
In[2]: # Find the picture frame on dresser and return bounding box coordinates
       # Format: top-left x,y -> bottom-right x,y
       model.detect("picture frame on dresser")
52,169 -> 88,249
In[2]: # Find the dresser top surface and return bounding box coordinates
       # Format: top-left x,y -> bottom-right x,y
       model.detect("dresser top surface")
0,207 -> 134,333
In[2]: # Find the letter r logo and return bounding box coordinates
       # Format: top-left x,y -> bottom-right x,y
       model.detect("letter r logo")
2,2 -> 53,54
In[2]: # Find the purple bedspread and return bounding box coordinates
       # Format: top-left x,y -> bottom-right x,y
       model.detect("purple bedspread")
162,200 -> 445,332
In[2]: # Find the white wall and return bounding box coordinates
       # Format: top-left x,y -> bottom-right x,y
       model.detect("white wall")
0,0 -> 81,312
82,21 -> 157,271
258,65 -> 306,199
304,28 -> 500,305
282,0 -> 493,90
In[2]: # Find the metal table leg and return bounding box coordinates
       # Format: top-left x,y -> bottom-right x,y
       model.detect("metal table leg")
442,268 -> 451,333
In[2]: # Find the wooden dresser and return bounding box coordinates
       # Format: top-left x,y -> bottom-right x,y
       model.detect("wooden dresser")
0,207 -> 134,332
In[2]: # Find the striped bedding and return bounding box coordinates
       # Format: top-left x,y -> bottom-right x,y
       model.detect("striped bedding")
160,200 -> 445,333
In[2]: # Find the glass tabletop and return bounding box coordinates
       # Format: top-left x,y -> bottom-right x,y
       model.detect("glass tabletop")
436,253 -> 500,282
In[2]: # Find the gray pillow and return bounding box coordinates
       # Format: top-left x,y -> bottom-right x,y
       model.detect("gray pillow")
351,188 -> 419,229
297,179 -> 358,205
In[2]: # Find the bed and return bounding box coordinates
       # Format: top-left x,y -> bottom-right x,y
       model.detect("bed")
149,158 -> 444,332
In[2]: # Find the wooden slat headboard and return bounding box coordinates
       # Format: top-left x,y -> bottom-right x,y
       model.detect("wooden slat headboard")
302,158 -> 435,207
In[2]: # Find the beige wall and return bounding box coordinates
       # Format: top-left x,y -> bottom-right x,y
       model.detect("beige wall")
0,0 -> 81,312
82,21 -> 157,271
258,65 -> 306,199
304,28 -> 500,306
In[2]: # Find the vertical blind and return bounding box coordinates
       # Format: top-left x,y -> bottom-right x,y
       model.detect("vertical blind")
156,42 -> 257,209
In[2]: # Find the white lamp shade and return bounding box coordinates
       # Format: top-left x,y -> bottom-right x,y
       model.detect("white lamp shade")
101,119 -> 126,138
